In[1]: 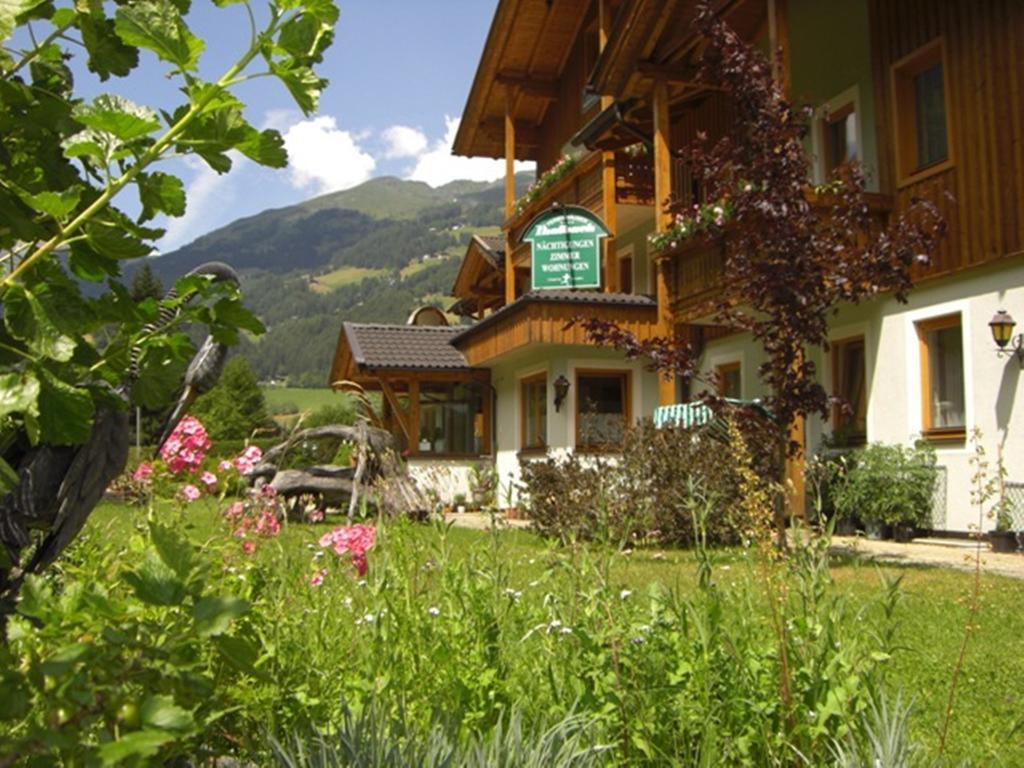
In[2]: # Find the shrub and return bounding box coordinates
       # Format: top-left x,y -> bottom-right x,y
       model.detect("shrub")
830,442 -> 938,527
520,415 -> 776,547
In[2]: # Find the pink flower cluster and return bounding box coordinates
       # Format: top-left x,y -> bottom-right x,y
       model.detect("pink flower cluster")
160,416 -> 211,474
223,484 -> 282,554
232,445 -> 263,475
319,524 -> 376,577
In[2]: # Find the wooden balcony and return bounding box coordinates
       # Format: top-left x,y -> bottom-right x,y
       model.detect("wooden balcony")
507,152 -> 605,243
660,191 -> 894,323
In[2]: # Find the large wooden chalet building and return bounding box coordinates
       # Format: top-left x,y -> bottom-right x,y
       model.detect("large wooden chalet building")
331,0 -> 1024,532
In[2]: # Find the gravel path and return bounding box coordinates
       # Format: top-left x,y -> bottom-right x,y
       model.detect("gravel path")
444,515 -> 1024,579
829,535 -> 1024,580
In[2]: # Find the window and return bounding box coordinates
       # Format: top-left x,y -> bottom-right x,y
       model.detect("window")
892,40 -> 952,183
917,314 -> 965,441
576,370 -> 631,451
618,254 -> 633,294
715,361 -> 741,399
417,382 -> 486,456
831,337 -> 867,445
520,373 -> 547,451
822,102 -> 858,177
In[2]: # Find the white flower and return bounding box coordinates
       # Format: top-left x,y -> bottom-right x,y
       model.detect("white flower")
559,626 -> 573,635
620,589 -> 632,600
428,606 -> 440,617
546,619 -> 562,635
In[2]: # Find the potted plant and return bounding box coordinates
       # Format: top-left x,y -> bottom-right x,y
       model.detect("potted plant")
990,506 -> 1019,553
831,442 -> 937,542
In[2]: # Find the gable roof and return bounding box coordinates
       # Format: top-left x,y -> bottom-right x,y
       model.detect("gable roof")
344,323 -> 469,370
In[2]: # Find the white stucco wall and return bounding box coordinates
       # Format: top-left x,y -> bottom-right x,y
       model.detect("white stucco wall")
406,458 -> 478,506
488,345 -> 660,508
696,259 -> 1024,531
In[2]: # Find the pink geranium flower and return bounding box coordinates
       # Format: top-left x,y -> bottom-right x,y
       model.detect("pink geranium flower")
132,463 -> 154,482
319,524 -> 376,576
310,569 -> 327,587
200,471 -> 218,488
218,459 -> 233,472
181,484 -> 201,503
160,416 -> 211,474
241,539 -> 256,555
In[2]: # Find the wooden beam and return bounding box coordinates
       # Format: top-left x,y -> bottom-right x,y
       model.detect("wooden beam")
653,76 -> 677,406
495,72 -> 559,100
504,89 -> 517,306
408,379 -> 420,455
599,0 -> 618,293
480,119 -> 540,148
379,378 -> 411,445
636,60 -> 723,89
767,0 -> 791,97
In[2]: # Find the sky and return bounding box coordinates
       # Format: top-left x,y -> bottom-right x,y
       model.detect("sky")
64,1 -> 533,252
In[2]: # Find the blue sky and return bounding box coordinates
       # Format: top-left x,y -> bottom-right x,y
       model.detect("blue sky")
65,1 -> 531,252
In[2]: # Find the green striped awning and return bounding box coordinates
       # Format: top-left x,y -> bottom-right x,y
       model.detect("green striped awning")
653,399 -> 768,429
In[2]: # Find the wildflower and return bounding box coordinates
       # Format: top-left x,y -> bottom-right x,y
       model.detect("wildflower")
319,524 -> 376,577
428,606 -> 440,617
200,471 -> 217,488
181,484 -> 201,502
241,539 -> 256,555
620,589 -> 632,600
132,463 -> 154,482
218,459 -> 233,472
224,501 -> 245,521
630,636 -> 646,645
559,626 -> 573,635
310,569 -> 327,588
546,619 -> 563,635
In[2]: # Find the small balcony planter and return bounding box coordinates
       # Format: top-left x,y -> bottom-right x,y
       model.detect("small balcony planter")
989,530 -> 1019,554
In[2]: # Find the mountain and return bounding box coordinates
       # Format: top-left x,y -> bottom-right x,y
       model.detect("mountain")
139,172 -> 532,387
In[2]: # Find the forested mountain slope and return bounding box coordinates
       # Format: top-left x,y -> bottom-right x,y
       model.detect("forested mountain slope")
138,173 -> 530,386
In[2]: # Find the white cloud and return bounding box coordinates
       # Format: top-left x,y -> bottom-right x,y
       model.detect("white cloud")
159,155 -> 239,252
407,116 -> 534,188
281,116 -> 376,194
381,125 -> 428,159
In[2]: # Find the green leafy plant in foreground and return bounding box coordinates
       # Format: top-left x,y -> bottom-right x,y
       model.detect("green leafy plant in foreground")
0,517 -> 254,763
0,0 -> 337,484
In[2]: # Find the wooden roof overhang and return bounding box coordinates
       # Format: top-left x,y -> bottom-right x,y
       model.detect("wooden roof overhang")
451,291 -> 659,367
588,0 -> 764,105
452,0 -> 592,161
451,235 -> 506,316
328,323 -> 488,391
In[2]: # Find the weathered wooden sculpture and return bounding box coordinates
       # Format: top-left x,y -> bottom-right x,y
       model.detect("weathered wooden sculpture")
0,262 -> 239,620
250,420 -> 428,519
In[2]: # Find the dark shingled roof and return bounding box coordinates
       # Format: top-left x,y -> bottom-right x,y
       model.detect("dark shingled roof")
343,322 -> 470,370
475,235 -> 505,266
451,290 -> 656,344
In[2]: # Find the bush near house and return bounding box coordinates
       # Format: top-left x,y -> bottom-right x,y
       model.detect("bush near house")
521,415 -> 776,546
830,442 -> 938,528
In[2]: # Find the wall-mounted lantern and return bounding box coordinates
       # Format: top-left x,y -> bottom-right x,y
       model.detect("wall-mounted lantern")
553,375 -> 570,412
989,309 -> 1024,367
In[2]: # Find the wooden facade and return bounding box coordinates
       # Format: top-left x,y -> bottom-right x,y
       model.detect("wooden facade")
870,0 -> 1024,278
454,298 -> 659,367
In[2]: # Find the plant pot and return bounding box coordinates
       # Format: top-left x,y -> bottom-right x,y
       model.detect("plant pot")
989,530 -> 1019,554
893,524 -> 916,543
864,521 -> 892,541
834,518 -> 858,536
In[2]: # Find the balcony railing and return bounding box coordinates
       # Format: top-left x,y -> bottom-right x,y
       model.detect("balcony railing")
659,191 -> 894,323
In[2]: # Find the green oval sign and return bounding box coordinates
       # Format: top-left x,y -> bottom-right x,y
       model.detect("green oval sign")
522,205 -> 610,291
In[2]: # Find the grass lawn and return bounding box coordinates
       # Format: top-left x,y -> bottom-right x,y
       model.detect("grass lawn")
84,499 -> 1024,764
312,265 -> 388,292
262,387 -> 346,414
